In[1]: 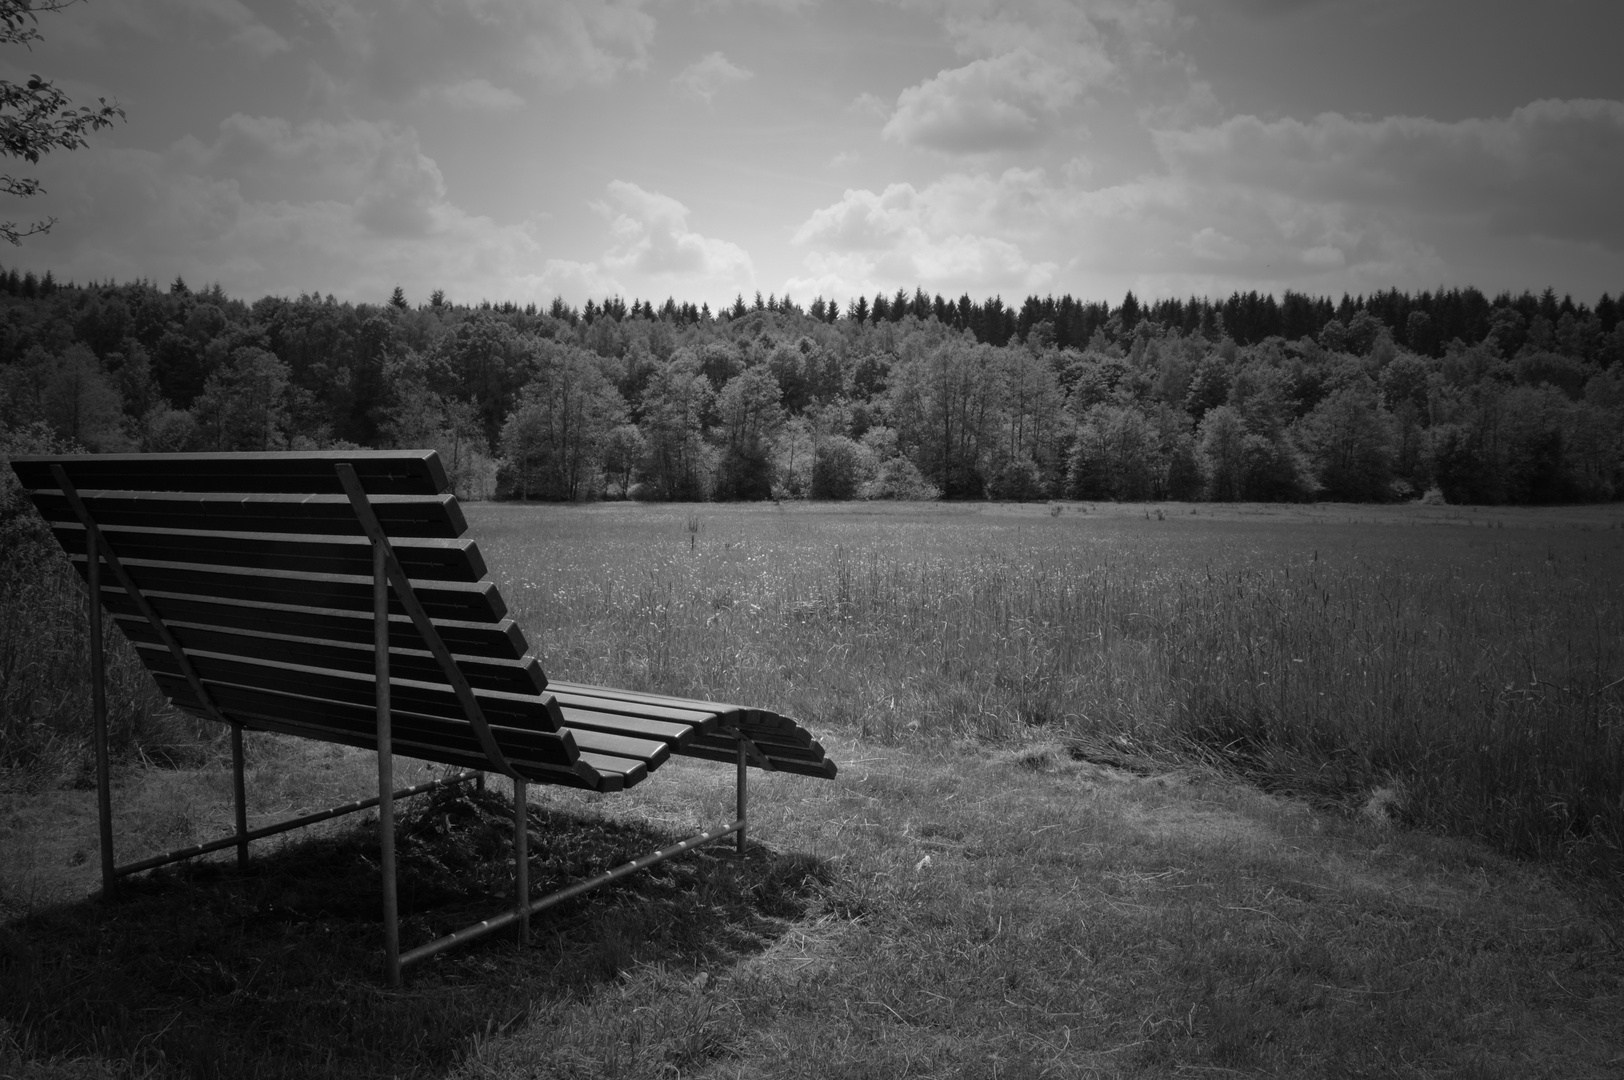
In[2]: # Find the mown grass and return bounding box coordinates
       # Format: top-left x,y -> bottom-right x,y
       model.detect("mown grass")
6,738 -> 1619,1078
447,742 -> 1623,1079
2,758 -> 828,1080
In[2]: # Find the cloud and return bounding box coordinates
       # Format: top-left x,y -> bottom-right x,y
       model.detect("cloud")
293,0 -> 657,97
598,181 -> 755,287
510,0 -> 658,85
56,0 -> 289,57
879,0 -> 1176,153
1188,227 -> 1248,262
174,115 -> 449,234
424,78 -> 526,111
788,172 -> 1061,297
848,92 -> 889,119
672,52 -> 753,103
19,115 -> 563,304
883,49 -> 1086,153
795,95 -> 1624,303
787,159 -> 1436,303
1154,99 -> 1624,250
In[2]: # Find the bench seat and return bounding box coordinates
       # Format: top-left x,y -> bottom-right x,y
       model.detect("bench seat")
10,450 -> 836,981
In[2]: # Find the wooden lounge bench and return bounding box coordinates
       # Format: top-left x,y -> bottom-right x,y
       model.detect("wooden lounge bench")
9,450 -> 836,983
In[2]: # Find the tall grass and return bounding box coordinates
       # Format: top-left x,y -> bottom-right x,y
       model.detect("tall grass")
4,477 -> 1620,865
0,428 -> 211,780
478,502 -> 1624,865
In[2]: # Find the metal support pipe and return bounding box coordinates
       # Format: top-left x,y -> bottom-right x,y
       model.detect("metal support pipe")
399,819 -> 744,969
736,738 -> 748,856
230,723 -> 249,870
375,540 -> 401,987
86,526 -> 115,900
112,771 -> 478,878
513,779 -> 529,946
336,464 -> 519,779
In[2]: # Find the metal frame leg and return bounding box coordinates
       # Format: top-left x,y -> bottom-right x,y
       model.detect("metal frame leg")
87,529 -> 115,900
736,738 -> 748,856
374,541 -> 401,987
230,722 -> 249,870
514,779 -> 530,946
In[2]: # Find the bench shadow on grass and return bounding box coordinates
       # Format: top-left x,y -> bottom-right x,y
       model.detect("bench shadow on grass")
0,784 -> 832,1080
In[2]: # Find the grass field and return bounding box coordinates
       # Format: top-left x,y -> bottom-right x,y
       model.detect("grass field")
2,499 -> 1623,1077
479,499 -> 1624,863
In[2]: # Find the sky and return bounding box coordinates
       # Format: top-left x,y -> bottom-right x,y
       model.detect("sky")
7,0 -> 1624,311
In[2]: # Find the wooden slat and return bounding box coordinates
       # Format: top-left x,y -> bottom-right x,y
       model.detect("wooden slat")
51,523 -> 487,581
136,646 -> 555,730
157,676 -> 580,770
677,742 -> 837,778
28,490 -> 465,538
67,556 -> 504,623
555,706 -> 706,748
98,590 -> 531,658
210,713 -> 601,789
574,753 -> 646,788
114,617 -> 545,696
548,680 -> 750,719
564,728 -> 671,769
548,688 -> 727,727
685,729 -> 825,760
11,451 -> 448,496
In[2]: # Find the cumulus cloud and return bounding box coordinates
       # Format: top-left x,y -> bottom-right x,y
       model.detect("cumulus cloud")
19,115 -> 560,303
799,95 -> 1624,302
673,52 -> 753,103
58,0 -> 289,57
174,115 -> 449,235
511,0 -> 658,84
598,181 -> 755,287
883,49 -> 1085,153
880,0 -> 1174,153
788,172 -> 1061,297
848,92 -> 890,118
425,78 -> 526,110
788,161 -> 1436,303
292,0 -> 656,97
1154,99 -> 1624,250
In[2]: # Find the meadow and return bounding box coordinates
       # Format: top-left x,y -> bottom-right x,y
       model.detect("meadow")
480,499 -> 1624,864
2,499 -> 1623,1077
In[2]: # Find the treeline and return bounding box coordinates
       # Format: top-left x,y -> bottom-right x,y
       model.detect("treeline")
1,270 -> 1621,505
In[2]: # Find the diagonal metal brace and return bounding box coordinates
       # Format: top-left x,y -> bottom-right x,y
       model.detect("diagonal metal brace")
717,724 -> 775,771
51,465 -> 230,729
335,463 -> 520,779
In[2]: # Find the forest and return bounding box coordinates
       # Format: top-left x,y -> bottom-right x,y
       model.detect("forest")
1,268 -> 1621,506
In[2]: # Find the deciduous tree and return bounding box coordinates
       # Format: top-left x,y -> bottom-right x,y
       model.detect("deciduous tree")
1,0 -> 125,244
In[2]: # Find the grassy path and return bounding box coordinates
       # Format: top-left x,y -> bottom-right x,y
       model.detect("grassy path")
4,734 -> 1620,1078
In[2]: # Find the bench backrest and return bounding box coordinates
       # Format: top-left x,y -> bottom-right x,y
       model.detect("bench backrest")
11,451 -> 609,788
